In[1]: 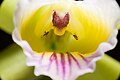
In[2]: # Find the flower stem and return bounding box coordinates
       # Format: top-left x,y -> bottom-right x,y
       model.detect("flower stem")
0,44 -> 35,80
0,0 -> 19,34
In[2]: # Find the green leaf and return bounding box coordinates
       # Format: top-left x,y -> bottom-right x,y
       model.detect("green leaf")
0,0 -> 19,34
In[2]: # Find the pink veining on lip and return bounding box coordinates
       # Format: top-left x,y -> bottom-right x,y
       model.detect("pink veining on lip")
38,52 -> 88,79
47,52 -> 59,75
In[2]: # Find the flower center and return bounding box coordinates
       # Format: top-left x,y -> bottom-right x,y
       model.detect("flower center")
52,11 -> 69,30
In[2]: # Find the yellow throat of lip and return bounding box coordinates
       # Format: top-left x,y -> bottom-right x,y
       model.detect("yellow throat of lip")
20,2 -> 112,54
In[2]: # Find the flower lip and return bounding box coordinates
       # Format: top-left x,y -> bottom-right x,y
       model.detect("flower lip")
52,11 -> 70,30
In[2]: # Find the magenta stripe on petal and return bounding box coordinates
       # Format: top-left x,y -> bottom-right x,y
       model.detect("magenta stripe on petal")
67,52 -> 72,76
53,52 -> 59,74
70,53 -> 81,69
47,52 -> 59,74
47,53 -> 55,71
78,54 -> 90,64
39,52 -> 45,64
61,53 -> 66,80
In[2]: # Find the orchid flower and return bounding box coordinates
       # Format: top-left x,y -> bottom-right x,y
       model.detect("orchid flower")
0,0 -> 120,80
12,0 -> 120,80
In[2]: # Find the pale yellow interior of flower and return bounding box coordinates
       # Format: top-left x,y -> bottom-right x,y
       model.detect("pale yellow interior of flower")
20,2 -> 112,54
